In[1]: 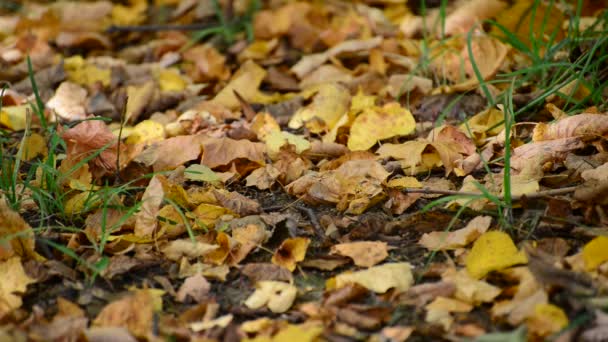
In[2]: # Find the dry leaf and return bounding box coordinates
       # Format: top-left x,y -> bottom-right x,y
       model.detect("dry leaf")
244,281 -> 297,313
466,231 -> 528,279
419,216 -> 492,251
272,237 -> 310,272
93,289 -> 163,338
330,241 -> 388,267
0,257 -> 36,319
348,102 -> 416,151
176,274 -> 210,303
335,262 -> 413,293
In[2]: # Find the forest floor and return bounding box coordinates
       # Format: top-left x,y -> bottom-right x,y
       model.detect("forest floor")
1,0 -> 608,341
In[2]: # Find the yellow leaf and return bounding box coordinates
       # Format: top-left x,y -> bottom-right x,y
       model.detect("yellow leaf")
348,102 -> 416,151
0,199 -> 39,261
466,231 -> 528,279
0,257 -> 36,318
289,83 -> 350,133
189,203 -> 234,229
64,191 -> 100,216
64,56 -> 111,87
0,105 -> 28,131
111,0 -> 147,26
271,324 -> 323,342
335,262 -> 413,293
386,176 -> 422,189
156,68 -> 187,92
212,60 -> 268,110
460,108 -> 505,142
583,236 -> 608,270
527,303 -> 568,338
244,281 -> 297,313
272,237 -> 310,272
20,132 -> 47,161
125,120 -> 165,145
265,131 -> 311,156
125,81 -> 155,123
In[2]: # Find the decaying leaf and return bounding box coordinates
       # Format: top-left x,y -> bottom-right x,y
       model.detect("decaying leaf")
419,216 -> 492,251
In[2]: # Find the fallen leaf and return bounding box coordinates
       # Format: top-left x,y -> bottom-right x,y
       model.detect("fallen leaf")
526,303 -> 568,338
0,198 -> 38,260
46,81 -> 87,121
348,102 -> 416,151
466,231 -> 528,279
93,289 -> 163,338
335,262 -> 413,293
582,236 -> 608,271
330,241 -> 388,267
244,281 -> 297,313
161,239 -> 218,261
0,257 -> 36,319
176,274 -> 211,303
134,134 -> 203,171
272,237 -> 310,272
201,137 -> 265,172
419,216 -> 492,251
212,60 -> 269,109
288,83 -> 350,134
134,175 -> 164,238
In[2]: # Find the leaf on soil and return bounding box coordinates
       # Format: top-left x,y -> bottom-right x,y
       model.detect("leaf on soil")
419,215 -> 492,251
124,120 -> 165,145
211,60 -> 269,110
60,119 -> 127,177
334,262 -> 413,293
272,237 -> 310,272
425,296 -> 473,330
288,83 -> 350,134
330,241 -> 388,267
533,113 -> 608,141
64,56 -> 111,87
0,257 -> 36,319
176,273 -> 210,303
161,239 -> 218,261
244,281 -> 297,313
286,159 -> 388,214
265,131 -> 311,156
134,175 -> 164,238
184,164 -> 221,185
134,134 -> 204,171
0,199 -> 39,260
0,105 -> 28,131
93,288 -> 164,338
201,137 -> 265,172
291,37 -> 382,78
46,81 -> 87,121
348,102 -> 416,151
582,236 -> 608,271
245,165 -> 281,190
442,268 -> 501,305
466,231 -> 528,279
526,303 -> 568,338
190,314 -> 233,332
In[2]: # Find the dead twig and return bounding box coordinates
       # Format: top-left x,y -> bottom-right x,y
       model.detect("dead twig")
295,204 -> 325,240
401,186 -> 577,201
106,22 -> 216,33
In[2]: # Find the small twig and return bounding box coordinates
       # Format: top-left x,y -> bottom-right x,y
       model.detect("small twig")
402,186 -> 577,201
106,22 -> 217,33
295,204 -> 325,239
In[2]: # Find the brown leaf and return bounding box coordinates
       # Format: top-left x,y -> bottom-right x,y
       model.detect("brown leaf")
176,274 -> 211,303
330,241 -> 388,267
0,198 -> 38,261
92,289 -> 161,338
60,119 -> 126,177
242,263 -> 293,283
134,134 -> 204,172
201,137 -> 265,172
